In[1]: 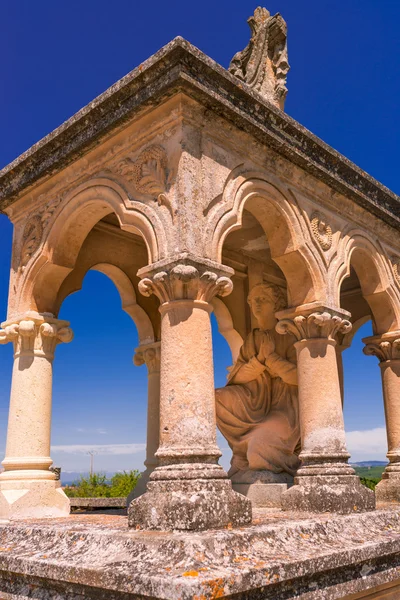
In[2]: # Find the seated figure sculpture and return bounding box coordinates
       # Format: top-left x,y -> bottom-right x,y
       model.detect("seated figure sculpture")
216,283 -> 300,484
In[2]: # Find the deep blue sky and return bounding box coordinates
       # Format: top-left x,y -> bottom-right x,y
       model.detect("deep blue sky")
0,1 -> 398,475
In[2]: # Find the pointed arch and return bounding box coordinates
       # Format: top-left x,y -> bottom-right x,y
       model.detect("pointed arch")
336,230 -> 400,334
16,178 -> 167,315
207,176 -> 325,307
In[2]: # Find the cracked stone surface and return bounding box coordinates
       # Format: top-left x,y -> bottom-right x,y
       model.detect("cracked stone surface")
1,507 -> 400,598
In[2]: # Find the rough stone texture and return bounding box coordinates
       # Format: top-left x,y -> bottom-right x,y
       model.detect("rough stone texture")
0,37 -> 399,231
1,509 -> 400,599
233,482 -> 288,508
69,497 -> 127,509
129,479 -> 251,531
281,476 -> 375,514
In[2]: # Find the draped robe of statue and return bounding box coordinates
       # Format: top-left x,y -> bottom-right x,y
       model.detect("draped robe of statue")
216,328 -> 300,479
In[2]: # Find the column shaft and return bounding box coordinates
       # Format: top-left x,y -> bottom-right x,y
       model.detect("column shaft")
128,259 -> 251,530
157,300 -> 220,464
364,333 -> 400,503
129,342 -> 161,502
296,339 -> 349,469
277,308 -> 375,513
0,312 -> 73,519
3,353 -> 54,475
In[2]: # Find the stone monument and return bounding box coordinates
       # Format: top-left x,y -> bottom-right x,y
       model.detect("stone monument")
0,6 -> 399,599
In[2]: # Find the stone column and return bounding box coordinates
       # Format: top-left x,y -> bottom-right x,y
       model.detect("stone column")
363,332 -> 400,503
0,311 -> 73,519
127,341 -> 161,503
276,307 -> 375,513
128,256 -> 252,530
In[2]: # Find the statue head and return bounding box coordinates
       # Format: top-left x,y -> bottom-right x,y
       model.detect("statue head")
247,283 -> 286,328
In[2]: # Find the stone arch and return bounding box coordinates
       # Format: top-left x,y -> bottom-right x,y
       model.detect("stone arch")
336,231 -> 400,334
211,297 -> 243,362
208,177 -> 324,307
17,179 -> 166,315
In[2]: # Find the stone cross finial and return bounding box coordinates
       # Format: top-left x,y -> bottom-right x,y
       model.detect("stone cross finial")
229,7 -> 289,110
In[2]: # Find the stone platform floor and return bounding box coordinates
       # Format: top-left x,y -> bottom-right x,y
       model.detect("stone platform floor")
1,506 -> 400,599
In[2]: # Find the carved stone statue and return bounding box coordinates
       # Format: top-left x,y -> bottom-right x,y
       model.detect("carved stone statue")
229,7 -> 290,110
215,283 -> 300,484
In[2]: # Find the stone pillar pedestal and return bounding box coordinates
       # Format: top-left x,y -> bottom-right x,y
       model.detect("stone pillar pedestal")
128,342 -> 161,503
364,332 -> 400,503
128,257 -> 251,530
276,307 -> 375,514
0,312 -> 73,519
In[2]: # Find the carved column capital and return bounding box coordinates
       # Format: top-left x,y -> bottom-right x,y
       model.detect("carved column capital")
363,332 -> 400,362
276,306 -> 352,342
137,255 -> 234,305
0,312 -> 73,359
133,342 -> 161,374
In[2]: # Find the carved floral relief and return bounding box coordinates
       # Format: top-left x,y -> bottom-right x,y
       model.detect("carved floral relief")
113,144 -> 174,216
391,256 -> 400,286
310,212 -> 333,251
20,215 -> 44,268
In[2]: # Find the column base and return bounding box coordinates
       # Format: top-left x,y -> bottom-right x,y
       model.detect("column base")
0,478 -> 70,520
376,475 -> 400,503
128,478 -> 252,531
281,475 -> 375,514
233,483 -> 289,507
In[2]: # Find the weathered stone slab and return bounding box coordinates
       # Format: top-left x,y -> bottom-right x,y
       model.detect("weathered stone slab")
1,509 -> 400,598
69,497 -> 127,509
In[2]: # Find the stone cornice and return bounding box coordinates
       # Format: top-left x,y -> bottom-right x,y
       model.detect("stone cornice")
0,38 -> 399,230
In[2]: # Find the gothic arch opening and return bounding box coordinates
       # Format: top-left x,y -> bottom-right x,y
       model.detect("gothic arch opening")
339,264 -> 386,468
41,209 -> 159,489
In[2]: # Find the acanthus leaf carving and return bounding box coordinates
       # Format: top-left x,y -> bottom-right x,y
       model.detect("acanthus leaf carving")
363,334 -> 400,362
20,215 -> 43,268
138,262 -> 233,304
310,212 -> 333,251
0,314 -> 73,358
276,311 -> 352,342
113,144 -> 174,220
133,342 -> 161,374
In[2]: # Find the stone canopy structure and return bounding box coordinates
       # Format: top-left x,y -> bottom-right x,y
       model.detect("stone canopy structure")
0,8 -> 400,598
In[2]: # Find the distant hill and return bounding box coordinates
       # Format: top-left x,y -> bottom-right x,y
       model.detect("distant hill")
353,465 -> 385,480
350,461 -> 386,467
